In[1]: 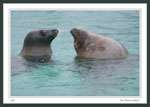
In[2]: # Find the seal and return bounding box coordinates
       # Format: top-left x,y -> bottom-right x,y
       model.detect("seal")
19,29 -> 58,57
70,28 -> 128,59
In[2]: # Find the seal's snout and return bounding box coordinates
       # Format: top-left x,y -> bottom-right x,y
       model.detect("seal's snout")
70,28 -> 78,34
70,28 -> 80,37
70,29 -> 73,34
51,29 -> 59,34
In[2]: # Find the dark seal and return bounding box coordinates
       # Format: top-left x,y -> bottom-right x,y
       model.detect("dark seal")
19,29 -> 58,57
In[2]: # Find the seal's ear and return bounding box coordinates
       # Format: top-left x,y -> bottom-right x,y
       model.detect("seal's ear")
40,30 -> 46,37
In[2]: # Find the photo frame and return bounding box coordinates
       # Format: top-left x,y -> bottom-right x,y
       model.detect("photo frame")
2,2 -> 148,105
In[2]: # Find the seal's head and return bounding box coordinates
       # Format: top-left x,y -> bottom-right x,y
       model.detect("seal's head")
19,29 -> 59,57
24,29 -> 59,47
70,28 -> 88,40
70,28 -> 90,56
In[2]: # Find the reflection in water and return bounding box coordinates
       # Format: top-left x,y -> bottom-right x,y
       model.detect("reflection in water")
11,56 -> 53,76
66,55 -> 139,96
69,55 -> 139,85
23,56 -> 51,63
11,54 -> 139,96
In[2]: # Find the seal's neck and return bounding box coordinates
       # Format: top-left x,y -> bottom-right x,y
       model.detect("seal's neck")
19,45 -> 52,57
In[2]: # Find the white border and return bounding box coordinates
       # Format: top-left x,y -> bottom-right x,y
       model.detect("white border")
3,3 -> 147,104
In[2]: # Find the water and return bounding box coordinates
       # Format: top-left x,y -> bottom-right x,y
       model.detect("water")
11,10 -> 139,96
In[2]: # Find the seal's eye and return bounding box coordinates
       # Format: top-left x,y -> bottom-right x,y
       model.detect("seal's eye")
77,31 -> 80,35
40,30 -> 46,37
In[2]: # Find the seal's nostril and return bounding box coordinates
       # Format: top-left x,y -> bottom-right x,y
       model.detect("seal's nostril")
71,28 -> 78,34
55,30 -> 58,33
70,29 -> 73,34
52,29 -> 59,34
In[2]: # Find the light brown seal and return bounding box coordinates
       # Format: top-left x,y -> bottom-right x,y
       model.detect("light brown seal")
70,28 -> 128,59
19,29 -> 58,57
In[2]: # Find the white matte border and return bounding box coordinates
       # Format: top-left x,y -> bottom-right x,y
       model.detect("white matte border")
3,3 -> 147,104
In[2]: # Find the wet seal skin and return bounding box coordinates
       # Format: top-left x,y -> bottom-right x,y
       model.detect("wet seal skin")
70,28 -> 128,59
19,29 -> 59,57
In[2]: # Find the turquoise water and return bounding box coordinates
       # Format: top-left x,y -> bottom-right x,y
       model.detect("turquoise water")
11,10 -> 139,96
